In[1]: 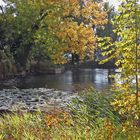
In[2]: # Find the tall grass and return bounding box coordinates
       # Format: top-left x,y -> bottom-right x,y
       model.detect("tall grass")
69,88 -> 121,128
0,89 -> 140,140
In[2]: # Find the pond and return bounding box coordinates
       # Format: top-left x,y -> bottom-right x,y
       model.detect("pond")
0,68 -> 116,111
17,68 -> 114,92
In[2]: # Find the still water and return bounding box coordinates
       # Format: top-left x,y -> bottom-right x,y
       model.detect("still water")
18,69 -> 114,91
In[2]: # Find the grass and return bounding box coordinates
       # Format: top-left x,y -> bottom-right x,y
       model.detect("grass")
0,109 -> 96,140
0,89 -> 140,140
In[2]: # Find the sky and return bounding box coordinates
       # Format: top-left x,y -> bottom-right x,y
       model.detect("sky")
108,0 -> 120,7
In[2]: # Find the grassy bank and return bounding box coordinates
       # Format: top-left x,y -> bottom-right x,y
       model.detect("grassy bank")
0,89 -> 140,140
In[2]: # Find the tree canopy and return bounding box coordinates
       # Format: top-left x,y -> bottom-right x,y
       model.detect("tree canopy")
0,0 -> 107,68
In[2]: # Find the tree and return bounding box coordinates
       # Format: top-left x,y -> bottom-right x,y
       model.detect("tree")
99,0 -> 140,101
1,0 -> 107,69
34,0 -> 107,64
96,2 -> 117,68
50,0 -> 107,62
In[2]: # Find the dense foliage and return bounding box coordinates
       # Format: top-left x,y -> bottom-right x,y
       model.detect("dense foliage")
99,0 -> 140,99
0,0 -> 107,68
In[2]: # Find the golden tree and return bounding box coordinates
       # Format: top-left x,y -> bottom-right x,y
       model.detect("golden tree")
3,0 -> 107,65
36,0 -> 107,64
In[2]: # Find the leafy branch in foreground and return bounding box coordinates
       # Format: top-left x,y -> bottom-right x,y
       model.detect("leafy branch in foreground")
98,0 -> 140,100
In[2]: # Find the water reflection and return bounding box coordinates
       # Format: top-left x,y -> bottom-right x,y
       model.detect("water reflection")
18,69 -> 113,91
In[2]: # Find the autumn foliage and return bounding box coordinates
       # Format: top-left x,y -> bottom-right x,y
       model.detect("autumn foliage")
54,0 -> 107,63
34,0 -> 107,63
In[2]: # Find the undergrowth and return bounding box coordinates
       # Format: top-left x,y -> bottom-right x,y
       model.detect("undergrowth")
0,89 -> 140,140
